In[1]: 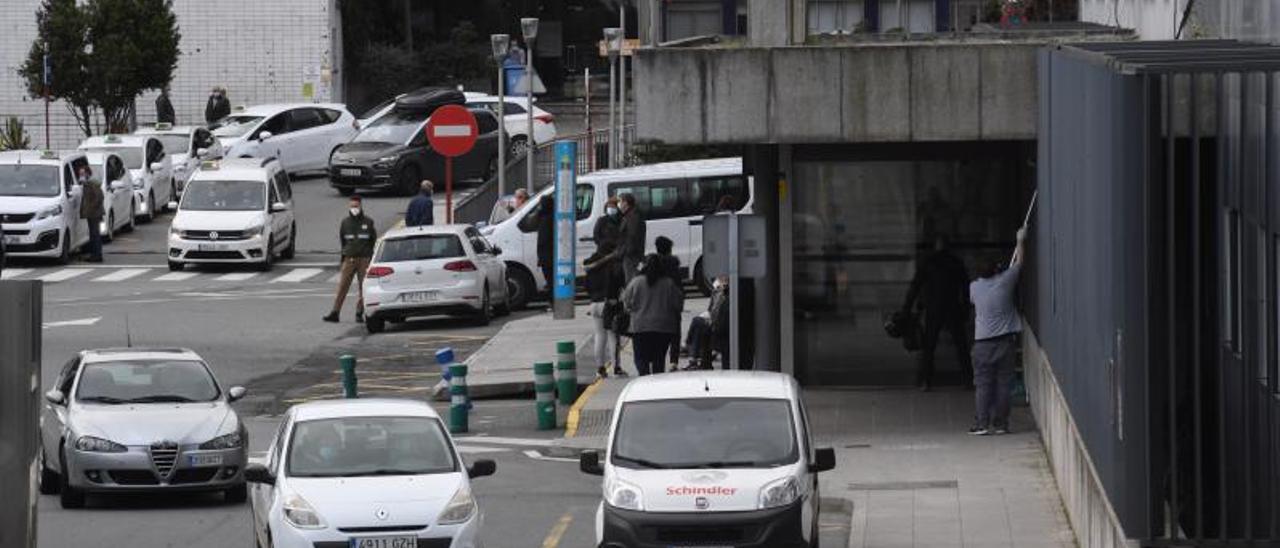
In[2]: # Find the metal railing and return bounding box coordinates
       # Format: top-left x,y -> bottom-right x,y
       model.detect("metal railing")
453,125 -> 638,225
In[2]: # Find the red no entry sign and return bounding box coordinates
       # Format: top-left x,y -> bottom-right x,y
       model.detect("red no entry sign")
425,105 -> 478,158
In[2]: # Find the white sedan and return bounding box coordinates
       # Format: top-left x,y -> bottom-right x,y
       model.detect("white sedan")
464,92 -> 557,155
245,399 -> 495,548
210,104 -> 358,175
135,123 -> 223,195
361,224 -> 510,334
83,152 -> 136,241
79,134 -> 175,221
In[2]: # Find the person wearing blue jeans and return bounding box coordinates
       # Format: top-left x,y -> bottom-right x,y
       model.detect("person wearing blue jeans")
968,226 -> 1027,435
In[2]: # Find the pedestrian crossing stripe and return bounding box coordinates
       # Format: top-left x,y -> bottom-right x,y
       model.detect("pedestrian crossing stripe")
0,268 -> 32,280
153,271 -> 198,281
270,267 -> 323,283
92,268 -> 149,282
2,266 -> 339,284
40,269 -> 90,282
215,272 -> 257,282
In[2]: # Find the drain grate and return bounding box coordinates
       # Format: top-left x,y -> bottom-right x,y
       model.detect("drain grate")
848,480 -> 958,491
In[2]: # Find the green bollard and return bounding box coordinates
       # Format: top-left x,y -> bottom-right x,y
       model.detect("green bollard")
534,362 -> 556,430
449,363 -> 469,433
556,341 -> 577,406
340,354 -> 357,398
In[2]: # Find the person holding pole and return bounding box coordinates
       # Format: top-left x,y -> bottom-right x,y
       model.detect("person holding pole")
968,225 -> 1028,436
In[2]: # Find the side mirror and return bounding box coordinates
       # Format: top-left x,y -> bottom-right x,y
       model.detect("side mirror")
467,459 -> 496,479
810,447 -> 836,473
196,148 -> 209,159
44,389 -> 66,406
490,246 -> 502,255
270,202 -> 288,213
579,450 -> 604,476
227,386 -> 247,402
244,463 -> 275,485
258,131 -> 273,142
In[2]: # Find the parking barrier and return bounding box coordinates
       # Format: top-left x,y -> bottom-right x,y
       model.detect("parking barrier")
449,363 -> 469,433
534,361 -> 556,430
556,341 -> 577,406
340,354 -> 357,398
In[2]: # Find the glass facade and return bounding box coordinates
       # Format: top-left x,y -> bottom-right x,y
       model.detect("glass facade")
791,143 -> 1034,385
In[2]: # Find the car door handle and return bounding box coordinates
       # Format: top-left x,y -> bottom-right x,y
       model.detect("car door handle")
579,237 -> 594,242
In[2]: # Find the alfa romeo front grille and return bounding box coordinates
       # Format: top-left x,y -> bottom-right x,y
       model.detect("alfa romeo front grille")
149,442 -> 179,478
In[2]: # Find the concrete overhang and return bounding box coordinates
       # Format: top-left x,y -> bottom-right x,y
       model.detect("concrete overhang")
635,29 -> 1134,145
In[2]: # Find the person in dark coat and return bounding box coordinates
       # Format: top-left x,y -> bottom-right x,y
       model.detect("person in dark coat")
323,196 -> 378,323
404,180 -> 435,227
902,235 -> 973,391
532,195 -> 555,295
156,87 -> 176,124
610,192 -> 646,283
584,197 -> 625,377
205,86 -> 231,125
77,166 -> 105,263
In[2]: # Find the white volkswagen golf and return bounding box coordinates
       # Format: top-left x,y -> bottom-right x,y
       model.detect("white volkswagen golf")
361,224 -> 509,334
245,399 -> 495,548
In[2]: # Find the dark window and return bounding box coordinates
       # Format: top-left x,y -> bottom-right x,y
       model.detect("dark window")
256,114 -> 290,138
75,360 -> 221,403
610,180 -> 686,220
690,175 -> 747,214
108,157 -> 124,182
610,398 -> 799,469
290,108 -> 325,131
61,165 -> 75,194
274,171 -> 292,201
318,108 -> 342,124
575,183 -> 594,221
475,110 -> 499,135
195,129 -> 214,150
268,178 -> 280,204
57,356 -> 80,395
376,234 -> 465,262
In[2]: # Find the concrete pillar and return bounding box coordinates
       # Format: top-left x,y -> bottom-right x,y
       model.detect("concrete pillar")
749,0 -> 790,46
747,145 -> 781,372
0,281 -> 42,548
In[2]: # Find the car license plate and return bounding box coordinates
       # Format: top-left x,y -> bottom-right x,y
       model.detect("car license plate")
401,291 -> 438,303
350,536 -> 416,548
188,454 -> 222,467
197,243 -> 228,251
340,168 -> 362,177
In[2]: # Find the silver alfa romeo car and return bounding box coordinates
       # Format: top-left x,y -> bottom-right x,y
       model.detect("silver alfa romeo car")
39,348 -> 249,508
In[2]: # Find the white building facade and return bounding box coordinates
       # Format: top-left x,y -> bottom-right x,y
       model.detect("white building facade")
1079,0 -> 1280,42
0,0 -> 342,149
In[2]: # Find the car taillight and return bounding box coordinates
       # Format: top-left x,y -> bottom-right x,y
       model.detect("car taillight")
367,266 -> 394,278
443,260 -> 476,272
535,113 -> 554,124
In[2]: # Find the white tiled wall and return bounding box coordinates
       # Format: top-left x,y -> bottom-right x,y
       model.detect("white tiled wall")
0,0 -> 341,149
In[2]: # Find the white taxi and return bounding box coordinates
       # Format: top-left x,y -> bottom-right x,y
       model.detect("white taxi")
135,123 -> 223,195
210,104 -> 358,175
579,371 -> 836,548
79,134 -> 175,221
167,158 -> 296,271
245,399 -> 495,548
83,152 -> 137,241
0,150 -> 90,263
360,224 -> 510,334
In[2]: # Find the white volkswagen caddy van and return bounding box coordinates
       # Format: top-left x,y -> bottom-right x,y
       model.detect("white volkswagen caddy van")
579,371 -> 836,548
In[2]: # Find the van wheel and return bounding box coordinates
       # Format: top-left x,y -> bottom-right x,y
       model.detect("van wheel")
257,248 -> 274,272
56,232 -> 71,265
124,201 -> 136,232
694,259 -> 712,297
168,260 -> 184,272
505,266 -> 534,310
141,192 -> 155,222
475,286 -> 493,326
281,224 -> 296,260
59,450 -> 85,509
225,483 -> 248,504
509,136 -> 530,158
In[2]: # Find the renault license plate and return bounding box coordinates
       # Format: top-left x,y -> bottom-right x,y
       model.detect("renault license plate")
341,168 -> 362,177
188,454 -> 222,466
350,536 -> 416,548
401,291 -> 438,303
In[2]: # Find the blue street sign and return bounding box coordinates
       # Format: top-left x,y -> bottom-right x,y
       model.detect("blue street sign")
42,54 -> 51,87
552,142 -> 577,317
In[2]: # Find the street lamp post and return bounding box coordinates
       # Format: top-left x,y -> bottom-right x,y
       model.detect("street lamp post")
618,2 -> 627,166
603,28 -> 621,169
521,17 -> 539,193
490,34 -> 510,199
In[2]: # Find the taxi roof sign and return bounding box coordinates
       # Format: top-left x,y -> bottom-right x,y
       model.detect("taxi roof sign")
200,160 -> 220,171
154,122 -> 173,130
40,150 -> 58,160
104,134 -> 122,143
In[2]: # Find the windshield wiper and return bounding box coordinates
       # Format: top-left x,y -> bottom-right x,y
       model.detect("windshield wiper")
353,469 -> 424,477
124,395 -> 197,403
688,460 -> 764,469
78,395 -> 127,404
612,455 -> 669,469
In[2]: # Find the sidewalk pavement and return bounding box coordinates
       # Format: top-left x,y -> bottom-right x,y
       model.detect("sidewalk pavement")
553,380 -> 1077,548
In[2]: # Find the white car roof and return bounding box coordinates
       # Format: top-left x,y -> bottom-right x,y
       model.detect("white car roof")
188,158 -> 276,181
80,347 -> 204,364
464,93 -> 542,111
234,103 -> 349,116
135,125 -> 201,136
291,398 -> 441,422
81,151 -> 117,165
0,150 -> 80,166
381,224 -> 469,240
80,135 -> 149,148
619,370 -> 799,402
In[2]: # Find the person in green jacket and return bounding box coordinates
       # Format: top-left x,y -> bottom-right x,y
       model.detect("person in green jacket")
323,196 -> 377,323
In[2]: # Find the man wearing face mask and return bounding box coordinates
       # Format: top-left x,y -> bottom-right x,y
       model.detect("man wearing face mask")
324,196 -> 378,323
584,197 -> 626,377
608,193 -> 645,283
77,165 -> 105,263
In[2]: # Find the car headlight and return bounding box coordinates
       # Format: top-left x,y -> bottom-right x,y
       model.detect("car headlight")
169,226 -> 183,238
283,493 -> 326,529
605,477 -> 644,511
242,225 -> 264,238
74,435 -> 127,453
759,476 -> 801,509
377,155 -> 398,163
436,484 -> 477,525
198,432 -> 242,450
35,205 -> 62,220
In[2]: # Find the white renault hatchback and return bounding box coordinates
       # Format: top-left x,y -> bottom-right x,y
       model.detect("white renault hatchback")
361,224 -> 509,334
211,104 -> 358,175
79,134 -> 175,221
245,399 -> 495,548
167,158 -> 296,271
579,371 -> 836,548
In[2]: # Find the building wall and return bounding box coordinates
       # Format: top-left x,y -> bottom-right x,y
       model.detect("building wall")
0,0 -> 340,149
1079,0 -> 1280,43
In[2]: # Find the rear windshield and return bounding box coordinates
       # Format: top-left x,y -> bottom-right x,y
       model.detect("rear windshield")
377,234 -> 465,262
611,398 -> 798,469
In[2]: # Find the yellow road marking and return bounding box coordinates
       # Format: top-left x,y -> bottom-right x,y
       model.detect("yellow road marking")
564,378 -> 604,438
541,512 -> 574,548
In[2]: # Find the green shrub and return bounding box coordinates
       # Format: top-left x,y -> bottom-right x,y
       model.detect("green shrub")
0,117 -> 31,151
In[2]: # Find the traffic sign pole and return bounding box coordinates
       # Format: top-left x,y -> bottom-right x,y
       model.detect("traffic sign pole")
446,157 -> 453,224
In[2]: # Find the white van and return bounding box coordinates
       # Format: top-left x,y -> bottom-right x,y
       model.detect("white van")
481,157 -> 750,309
0,150 -> 91,264
167,158 -> 297,271
579,371 -> 836,548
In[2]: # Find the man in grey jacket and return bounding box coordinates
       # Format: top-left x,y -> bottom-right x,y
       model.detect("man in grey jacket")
968,226 -> 1027,435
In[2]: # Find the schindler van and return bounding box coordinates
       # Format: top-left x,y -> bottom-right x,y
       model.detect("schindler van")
579,371 -> 836,548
